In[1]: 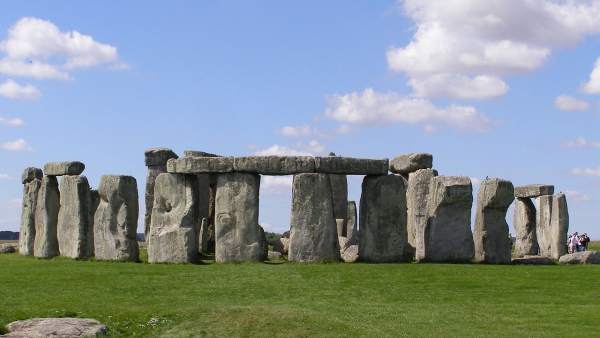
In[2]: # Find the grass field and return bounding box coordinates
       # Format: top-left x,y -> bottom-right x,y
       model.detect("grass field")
1,251 -> 600,337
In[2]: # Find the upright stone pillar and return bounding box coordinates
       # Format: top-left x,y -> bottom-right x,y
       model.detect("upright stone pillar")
535,195 -> 553,257
214,172 -> 266,262
94,175 -> 140,261
89,189 -> 100,257
328,153 -> 348,236
19,167 -> 43,256
473,178 -> 514,264
289,173 -> 340,262
345,201 -> 357,243
148,173 -> 198,263
199,218 -> 209,253
57,175 -> 93,259
359,175 -> 410,263
513,198 -> 538,256
144,148 -> 178,240
34,176 -> 60,258
408,168 -> 438,261
550,193 -> 569,260
421,176 -> 474,263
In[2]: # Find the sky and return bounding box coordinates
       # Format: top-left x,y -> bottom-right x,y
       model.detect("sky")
0,0 -> 599,237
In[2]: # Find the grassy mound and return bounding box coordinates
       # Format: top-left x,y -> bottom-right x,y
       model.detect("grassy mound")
1,252 -> 599,337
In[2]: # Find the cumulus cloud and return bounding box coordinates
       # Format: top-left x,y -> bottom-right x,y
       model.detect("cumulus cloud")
565,190 -> 591,202
582,56 -> 600,93
1,138 -> 32,151
0,173 -> 14,180
570,167 -> 600,177
261,176 -> 293,194
562,137 -> 600,149
325,88 -> 491,132
389,0 -> 600,100
554,95 -> 589,111
0,116 -> 24,127
0,79 -> 40,100
279,125 -> 312,138
254,145 -> 313,156
0,17 -> 126,80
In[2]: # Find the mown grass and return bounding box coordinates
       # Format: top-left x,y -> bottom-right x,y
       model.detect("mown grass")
1,252 -> 600,337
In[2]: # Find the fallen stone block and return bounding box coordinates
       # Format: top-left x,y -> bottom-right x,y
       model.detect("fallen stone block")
4,318 -> 107,338
167,157 -> 234,174
21,167 -> 43,184
341,244 -> 359,263
0,243 -> 17,254
514,184 -> 554,198
389,153 -> 433,175
57,175 -> 93,259
473,178 -> 514,264
314,157 -> 389,175
512,255 -> 555,265
513,197 -> 539,257
559,251 -> 600,264
43,161 -> 85,176
34,176 -> 60,258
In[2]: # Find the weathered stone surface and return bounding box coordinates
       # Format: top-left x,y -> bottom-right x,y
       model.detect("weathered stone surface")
94,175 -> 140,261
215,172 -> 267,262
144,148 -> 178,239
280,237 -> 290,255
409,169 -> 438,261
34,176 -> 60,258
421,176 -> 474,263
550,193 -> 569,260
289,173 -> 340,262
19,178 -> 41,256
330,174 -> 348,233
43,161 -> 85,176
183,150 -> 221,158
0,243 -> 17,253
199,217 -> 209,253
314,157 -> 389,175
233,156 -> 315,175
512,255 -> 555,265
535,195 -> 553,257
89,189 -> 100,257
515,184 -> 554,198
167,157 -> 234,174
21,167 -> 43,184
145,147 -> 178,166
4,318 -> 107,338
513,197 -> 538,257
389,153 -> 433,175
148,173 -> 199,263
359,175 -> 410,262
346,201 -> 357,242
341,244 -> 359,263
335,218 -> 345,238
559,251 -> 600,264
473,178 -> 514,264
57,175 -> 93,259
268,250 -> 282,260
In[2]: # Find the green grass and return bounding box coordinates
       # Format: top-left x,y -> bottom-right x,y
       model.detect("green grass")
1,252 -> 600,337
588,241 -> 600,251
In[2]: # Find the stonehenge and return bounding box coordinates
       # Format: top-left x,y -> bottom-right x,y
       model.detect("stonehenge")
18,151 -> 573,265
473,178 -> 514,264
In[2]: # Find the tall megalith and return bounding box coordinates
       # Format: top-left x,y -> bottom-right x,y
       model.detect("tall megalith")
421,176 -> 474,263
148,173 -> 198,263
408,168 -> 438,261
19,167 -> 43,256
34,176 -> 60,258
535,195 -> 553,257
94,175 -> 140,261
473,178 -> 514,264
513,198 -> 538,256
550,193 -> 569,260
214,172 -> 266,262
144,148 -> 178,240
57,175 -> 93,259
359,175 -> 410,262
289,173 -> 340,262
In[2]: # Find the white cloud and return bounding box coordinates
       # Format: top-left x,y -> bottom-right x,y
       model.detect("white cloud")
0,116 -> 24,127
562,137 -> 600,149
582,57 -> 600,93
261,176 -> 293,194
254,145 -> 313,156
389,0 -> 600,99
565,190 -> 591,202
0,79 -> 40,100
570,167 -> 600,177
335,124 -> 352,134
0,17 -> 125,80
325,88 -> 491,132
0,174 -> 14,180
554,95 -> 589,111
1,138 -> 32,151
279,125 -> 312,138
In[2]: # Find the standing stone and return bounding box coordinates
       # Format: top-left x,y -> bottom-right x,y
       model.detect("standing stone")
289,173 -> 340,262
88,189 -> 100,257
359,175 -> 410,263
421,176 -> 474,263
214,172 -> 266,262
148,173 -> 198,263
513,198 -> 538,257
144,148 -> 178,239
57,175 -> 93,259
346,201 -> 357,243
199,218 -> 209,253
473,178 -> 514,264
34,176 -> 60,258
408,168 -> 438,261
93,175 -> 140,261
21,167 -> 43,184
550,193 -> 569,260
19,172 -> 42,256
329,174 -> 348,235
195,173 -> 210,247
535,195 -> 553,257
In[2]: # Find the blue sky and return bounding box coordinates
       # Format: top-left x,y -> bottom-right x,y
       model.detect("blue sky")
0,1 -> 599,237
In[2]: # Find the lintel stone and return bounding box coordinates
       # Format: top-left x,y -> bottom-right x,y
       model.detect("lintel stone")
167,157 -> 234,174
234,156 -> 315,175
43,161 -> 85,176
514,184 -> 554,198
389,153 -> 433,175
314,157 -> 388,175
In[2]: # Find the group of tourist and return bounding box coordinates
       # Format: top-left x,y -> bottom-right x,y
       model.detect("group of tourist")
568,232 -> 590,254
